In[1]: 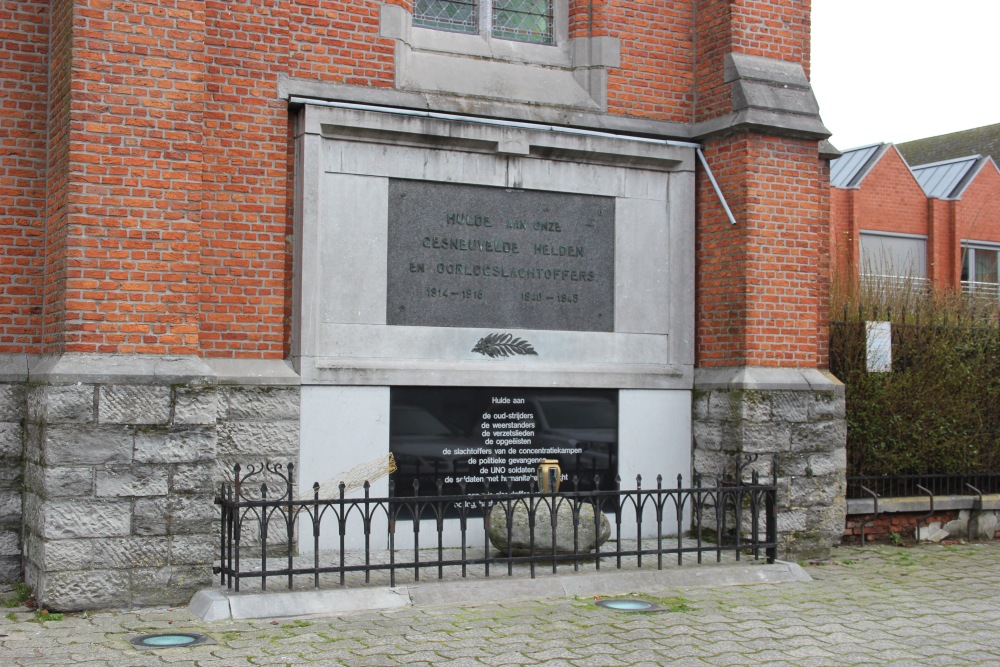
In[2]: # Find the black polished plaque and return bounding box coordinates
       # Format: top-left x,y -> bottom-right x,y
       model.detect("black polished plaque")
387,180 -> 615,331
389,387 -> 618,513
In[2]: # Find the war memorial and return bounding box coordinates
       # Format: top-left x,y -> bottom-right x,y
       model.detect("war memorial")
0,1 -> 845,609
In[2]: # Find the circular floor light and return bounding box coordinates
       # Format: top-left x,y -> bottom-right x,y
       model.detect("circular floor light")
593,598 -> 662,612
129,632 -> 214,650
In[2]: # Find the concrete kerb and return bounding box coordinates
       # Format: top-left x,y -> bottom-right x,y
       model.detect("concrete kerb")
188,559 -> 810,621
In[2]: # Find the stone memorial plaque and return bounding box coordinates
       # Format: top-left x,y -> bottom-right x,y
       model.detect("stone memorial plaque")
389,387 -> 618,515
387,180 -> 615,331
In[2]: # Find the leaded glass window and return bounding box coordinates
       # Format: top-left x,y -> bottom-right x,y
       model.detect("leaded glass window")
413,0 -> 478,34
413,0 -> 553,44
492,0 -> 552,43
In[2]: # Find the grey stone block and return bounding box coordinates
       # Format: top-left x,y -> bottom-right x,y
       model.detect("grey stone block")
45,384 -> 95,423
169,534 -> 217,565
134,498 -> 169,536
171,464 -> 216,494
41,499 -> 131,539
44,425 -> 133,466
95,467 -> 169,498
0,384 -> 24,421
0,489 -> 21,520
0,555 -> 20,584
132,565 -> 213,607
778,450 -> 846,479
0,529 -> 19,556
218,421 -> 299,459
225,387 -> 300,421
769,392 -> 811,423
134,495 -> 216,537
26,464 -> 94,498
34,537 -> 96,571
971,512 -> 999,540
810,391 -> 846,419
776,508 -> 808,533
0,421 -> 22,459
742,422 -> 792,453
783,476 -> 842,507
168,496 -> 218,535
691,420 -> 733,452
22,421 -> 41,463
706,391 -> 736,422
41,569 -> 131,611
94,536 -> 169,569
134,426 -> 216,464
691,389 -> 710,421
99,385 -> 171,424
691,449 -> 729,481
791,419 -> 847,453
736,391 -> 772,422
173,387 -> 221,425
25,384 -> 45,423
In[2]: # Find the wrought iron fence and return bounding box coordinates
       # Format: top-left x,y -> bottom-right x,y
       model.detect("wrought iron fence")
215,455 -> 777,592
847,473 -> 1000,499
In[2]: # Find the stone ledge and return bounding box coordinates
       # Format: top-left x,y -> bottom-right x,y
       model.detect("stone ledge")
694,367 -> 844,393
2,354 -> 300,386
848,494 -> 1000,515
190,560 -> 811,621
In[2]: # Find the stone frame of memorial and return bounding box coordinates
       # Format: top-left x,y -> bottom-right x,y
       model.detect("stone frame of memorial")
292,102 -> 695,550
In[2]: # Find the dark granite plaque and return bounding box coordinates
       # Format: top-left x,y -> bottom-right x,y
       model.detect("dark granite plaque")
389,387 -> 618,514
387,180 -> 615,331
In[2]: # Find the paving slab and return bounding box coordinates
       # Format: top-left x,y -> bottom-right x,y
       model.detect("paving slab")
4,543 -> 1000,665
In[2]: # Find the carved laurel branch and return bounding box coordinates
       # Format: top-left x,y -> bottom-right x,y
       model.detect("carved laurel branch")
472,333 -> 538,358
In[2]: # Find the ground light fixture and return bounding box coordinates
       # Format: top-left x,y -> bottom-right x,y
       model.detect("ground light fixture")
592,598 -> 665,612
129,632 -> 215,650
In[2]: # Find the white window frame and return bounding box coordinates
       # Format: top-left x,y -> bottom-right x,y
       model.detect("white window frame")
961,241 -> 1000,285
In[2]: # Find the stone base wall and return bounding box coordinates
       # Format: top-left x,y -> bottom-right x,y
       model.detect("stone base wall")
693,368 -> 847,561
11,354 -> 300,611
0,372 -> 24,584
845,509 -> 1000,545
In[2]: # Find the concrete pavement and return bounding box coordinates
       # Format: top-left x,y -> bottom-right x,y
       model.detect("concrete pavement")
3,542 -> 1000,665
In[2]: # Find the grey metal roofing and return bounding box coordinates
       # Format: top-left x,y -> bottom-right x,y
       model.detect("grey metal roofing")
911,155 -> 982,199
829,143 -> 884,188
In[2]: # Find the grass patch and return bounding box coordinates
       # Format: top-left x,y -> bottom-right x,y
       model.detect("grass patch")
29,610 -> 64,622
1,583 -> 32,609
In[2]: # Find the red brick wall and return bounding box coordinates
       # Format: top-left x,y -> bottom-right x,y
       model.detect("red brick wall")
43,0 -> 72,354
7,0 -> 831,366
957,163 -> 1000,246
694,1 -> 812,124
853,149 -> 928,239
697,133 -> 826,367
201,1 -> 290,358
603,2 -> 694,123
284,0 -> 394,86
927,198 -> 956,288
0,0 -> 48,353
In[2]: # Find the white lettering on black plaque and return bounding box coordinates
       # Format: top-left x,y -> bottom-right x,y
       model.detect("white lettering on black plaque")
389,387 -> 618,515
387,180 -> 615,331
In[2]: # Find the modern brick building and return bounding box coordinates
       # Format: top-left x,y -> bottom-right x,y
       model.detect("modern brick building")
1,1 -> 844,610
830,140 -> 1000,298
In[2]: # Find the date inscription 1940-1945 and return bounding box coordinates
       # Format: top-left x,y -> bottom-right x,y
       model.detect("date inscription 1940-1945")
386,180 -> 615,332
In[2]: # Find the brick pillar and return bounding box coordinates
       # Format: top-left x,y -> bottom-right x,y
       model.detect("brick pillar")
691,0 -> 846,560
20,1 -> 302,610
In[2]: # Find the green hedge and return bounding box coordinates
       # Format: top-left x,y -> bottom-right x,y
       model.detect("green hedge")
831,311 -> 1000,477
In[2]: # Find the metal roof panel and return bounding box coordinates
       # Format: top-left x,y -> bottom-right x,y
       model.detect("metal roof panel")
911,155 -> 981,199
830,144 -> 883,188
